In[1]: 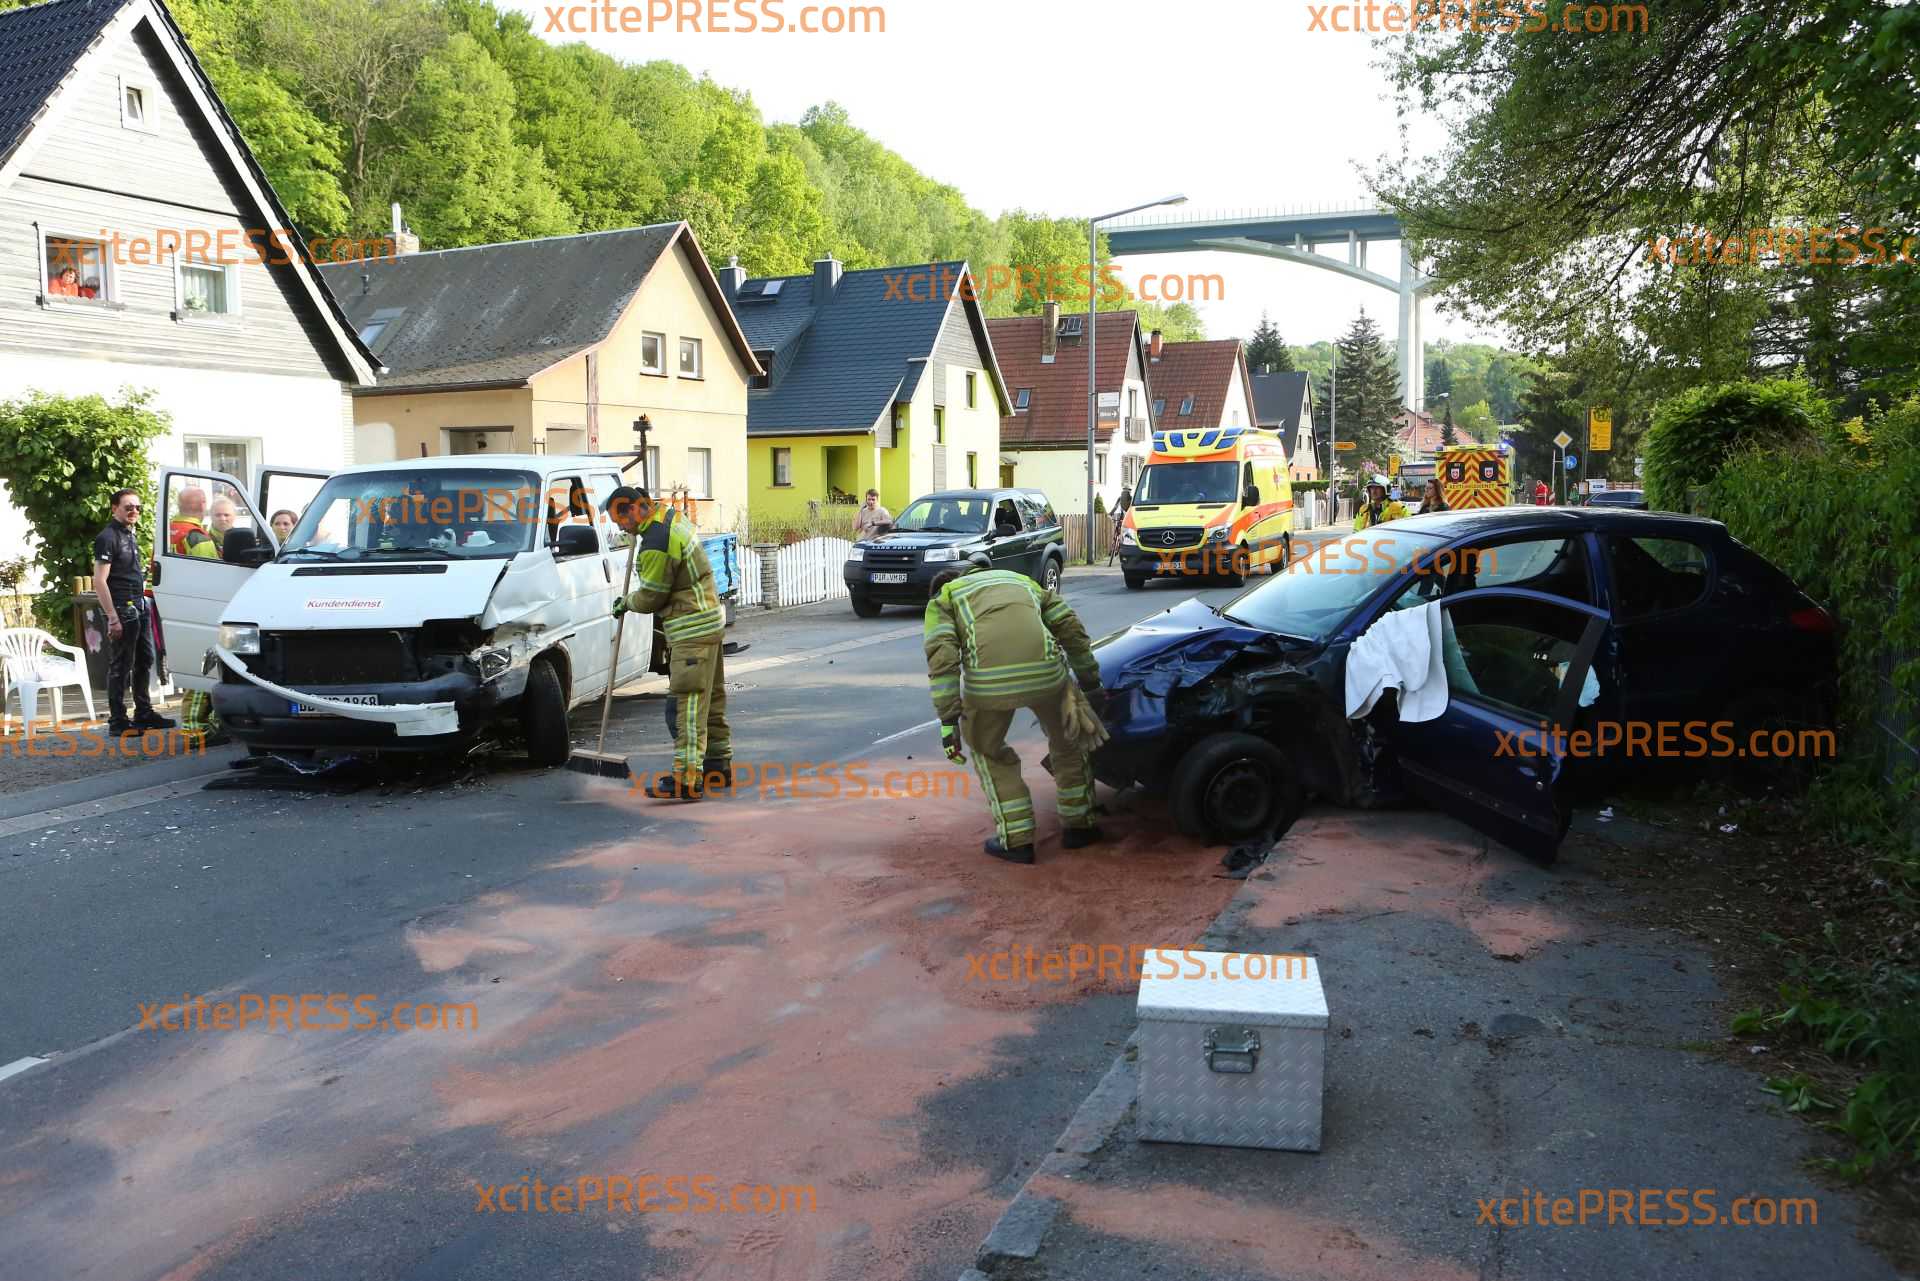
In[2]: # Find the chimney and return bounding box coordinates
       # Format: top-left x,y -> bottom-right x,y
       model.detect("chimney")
1149,329 -> 1163,361
812,255 -> 842,300
718,254 -> 746,295
1041,300 -> 1060,364
388,202 -> 420,256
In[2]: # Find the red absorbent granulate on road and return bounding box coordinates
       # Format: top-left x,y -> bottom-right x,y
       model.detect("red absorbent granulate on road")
1241,812 -> 1577,960
417,741 -> 1238,1279
1024,1174 -> 1482,1281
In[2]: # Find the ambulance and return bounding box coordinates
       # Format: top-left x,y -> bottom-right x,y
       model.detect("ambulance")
1118,424 -> 1294,589
1436,443 -> 1514,510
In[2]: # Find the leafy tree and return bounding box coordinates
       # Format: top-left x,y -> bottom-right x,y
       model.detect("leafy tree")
0,390 -> 172,635
1455,399 -> 1497,443
1330,309 -> 1402,473
1426,354 -> 1452,401
1134,301 -> 1205,343
1641,377 -> 1826,511
1440,404 -> 1457,447
1245,313 -> 1292,372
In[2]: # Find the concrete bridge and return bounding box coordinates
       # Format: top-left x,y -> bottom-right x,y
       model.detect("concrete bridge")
1104,207 -> 1435,410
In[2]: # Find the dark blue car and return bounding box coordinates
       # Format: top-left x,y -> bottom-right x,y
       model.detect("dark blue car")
1091,508 -> 1836,860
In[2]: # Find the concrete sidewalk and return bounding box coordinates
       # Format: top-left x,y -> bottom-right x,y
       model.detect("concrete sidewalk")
964,810 -> 1903,1281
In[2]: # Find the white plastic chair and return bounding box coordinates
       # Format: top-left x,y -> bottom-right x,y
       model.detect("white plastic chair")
1,627 -> 96,737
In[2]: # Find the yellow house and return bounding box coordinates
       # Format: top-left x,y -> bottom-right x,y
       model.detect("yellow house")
318,222 -> 762,531
721,258 -> 1010,520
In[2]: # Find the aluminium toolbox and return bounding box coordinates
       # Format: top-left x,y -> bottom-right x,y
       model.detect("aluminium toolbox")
1135,949 -> 1328,1151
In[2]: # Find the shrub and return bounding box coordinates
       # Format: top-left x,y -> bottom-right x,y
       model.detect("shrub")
1641,376 -> 1826,511
0,389 -> 172,636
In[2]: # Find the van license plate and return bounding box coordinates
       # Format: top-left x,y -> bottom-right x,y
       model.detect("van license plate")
870,572 -> 910,584
291,695 -> 380,715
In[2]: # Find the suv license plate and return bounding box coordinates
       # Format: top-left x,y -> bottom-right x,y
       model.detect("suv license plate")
870,572 -> 910,584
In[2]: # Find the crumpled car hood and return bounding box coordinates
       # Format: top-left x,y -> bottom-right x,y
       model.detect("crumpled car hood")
1094,597 -> 1289,740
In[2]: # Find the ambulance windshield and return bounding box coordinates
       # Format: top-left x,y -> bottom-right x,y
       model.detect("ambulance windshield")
1134,462 -> 1237,506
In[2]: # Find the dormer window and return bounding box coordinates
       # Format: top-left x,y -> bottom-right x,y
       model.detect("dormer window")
750,349 -> 774,389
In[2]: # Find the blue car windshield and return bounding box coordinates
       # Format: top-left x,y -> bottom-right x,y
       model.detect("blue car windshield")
1219,529 -> 1447,640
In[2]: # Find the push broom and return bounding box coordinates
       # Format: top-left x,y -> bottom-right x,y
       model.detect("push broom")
567,531 -> 641,780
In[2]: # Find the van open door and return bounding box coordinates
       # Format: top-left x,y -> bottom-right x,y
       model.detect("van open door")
255,466 -> 331,541
150,468 -> 276,693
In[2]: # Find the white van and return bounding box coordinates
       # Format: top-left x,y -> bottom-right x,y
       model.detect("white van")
152,455 -> 653,765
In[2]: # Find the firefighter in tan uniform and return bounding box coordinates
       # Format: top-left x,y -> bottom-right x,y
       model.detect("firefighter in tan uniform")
605,486 -> 730,800
924,560 -> 1105,864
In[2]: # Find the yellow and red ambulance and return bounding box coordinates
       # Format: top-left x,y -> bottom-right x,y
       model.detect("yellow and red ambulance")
1119,425 -> 1294,588
1436,444 -> 1514,509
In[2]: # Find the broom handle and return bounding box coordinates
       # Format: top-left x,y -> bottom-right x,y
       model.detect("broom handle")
596,533 -> 641,755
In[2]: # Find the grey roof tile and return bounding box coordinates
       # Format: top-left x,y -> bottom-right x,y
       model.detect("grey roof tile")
0,0 -> 126,169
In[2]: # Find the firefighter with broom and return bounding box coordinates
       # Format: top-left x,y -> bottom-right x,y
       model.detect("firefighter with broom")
924,556 -> 1109,864
601,486 -> 730,800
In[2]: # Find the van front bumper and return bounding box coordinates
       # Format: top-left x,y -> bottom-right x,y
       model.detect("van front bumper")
212,647 -> 491,751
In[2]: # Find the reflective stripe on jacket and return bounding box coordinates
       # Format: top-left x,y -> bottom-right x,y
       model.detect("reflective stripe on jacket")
923,568 -> 1098,720
623,508 -> 724,645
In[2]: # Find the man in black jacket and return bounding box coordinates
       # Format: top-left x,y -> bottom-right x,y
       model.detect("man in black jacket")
91,489 -> 174,735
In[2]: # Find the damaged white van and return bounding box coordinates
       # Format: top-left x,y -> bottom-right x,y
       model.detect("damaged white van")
153,456 -> 653,766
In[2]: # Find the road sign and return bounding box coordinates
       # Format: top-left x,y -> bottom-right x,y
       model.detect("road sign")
1334,441 -> 1357,451
1588,407 -> 1612,452
1565,453 -> 1578,471
1590,478 -> 1610,493
1552,430 -> 1573,450
1634,456 -> 1644,478
1388,455 -> 1400,476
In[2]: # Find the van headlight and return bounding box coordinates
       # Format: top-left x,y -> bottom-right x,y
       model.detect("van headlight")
475,646 -> 513,681
218,624 -> 260,655
1206,528 -> 1229,543
1120,528 -> 1138,547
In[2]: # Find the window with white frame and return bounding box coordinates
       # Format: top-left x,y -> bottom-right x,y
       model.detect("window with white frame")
687,447 -> 713,499
644,446 -> 662,491
679,336 -> 703,378
640,332 -> 666,375
176,250 -> 239,317
41,233 -> 111,303
183,437 -> 253,478
119,77 -> 158,134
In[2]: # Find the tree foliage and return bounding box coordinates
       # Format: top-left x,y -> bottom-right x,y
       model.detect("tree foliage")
1640,376 -> 1826,511
1245,313 -> 1292,373
1330,310 -> 1403,474
0,391 -> 172,634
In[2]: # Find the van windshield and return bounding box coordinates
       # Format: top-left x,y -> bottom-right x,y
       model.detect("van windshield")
281,469 -> 546,561
1134,462 -> 1237,506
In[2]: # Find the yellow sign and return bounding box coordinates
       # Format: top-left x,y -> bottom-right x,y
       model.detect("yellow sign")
1333,441 -> 1357,451
1388,455 -> 1400,476
1589,407 -> 1612,452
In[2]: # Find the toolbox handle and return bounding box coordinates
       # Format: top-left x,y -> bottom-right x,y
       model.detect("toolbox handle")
1202,1026 -> 1261,1074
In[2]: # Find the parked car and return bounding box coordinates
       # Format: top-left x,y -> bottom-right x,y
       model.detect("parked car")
844,488 -> 1066,617
1587,488 -> 1649,510
1089,508 -> 1837,860
153,455 -> 667,766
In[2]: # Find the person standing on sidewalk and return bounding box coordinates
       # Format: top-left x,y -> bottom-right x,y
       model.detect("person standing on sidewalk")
605,485 -> 730,800
92,489 -> 174,736
853,489 -> 893,540
924,559 -> 1106,864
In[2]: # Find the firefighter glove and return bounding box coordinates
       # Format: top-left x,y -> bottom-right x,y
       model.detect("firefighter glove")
941,720 -> 965,764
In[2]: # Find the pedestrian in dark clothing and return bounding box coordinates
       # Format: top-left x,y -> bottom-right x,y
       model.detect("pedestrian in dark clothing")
92,489 -> 174,735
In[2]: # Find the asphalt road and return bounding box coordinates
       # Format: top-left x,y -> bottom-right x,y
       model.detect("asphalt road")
0,564 -> 1249,1281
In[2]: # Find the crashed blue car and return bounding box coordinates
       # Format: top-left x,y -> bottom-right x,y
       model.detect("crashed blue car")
1091,509 -> 1837,860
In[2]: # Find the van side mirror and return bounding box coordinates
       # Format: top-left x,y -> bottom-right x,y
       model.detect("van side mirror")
555,524 -> 600,557
1242,486 -> 1261,507
221,526 -> 272,567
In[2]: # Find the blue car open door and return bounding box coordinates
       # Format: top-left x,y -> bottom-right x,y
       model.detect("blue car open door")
1379,588 -> 1608,861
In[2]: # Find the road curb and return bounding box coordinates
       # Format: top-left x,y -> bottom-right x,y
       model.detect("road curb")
958,854 -> 1286,1279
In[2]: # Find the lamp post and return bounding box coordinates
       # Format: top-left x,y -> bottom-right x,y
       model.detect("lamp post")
1087,193 -> 1186,562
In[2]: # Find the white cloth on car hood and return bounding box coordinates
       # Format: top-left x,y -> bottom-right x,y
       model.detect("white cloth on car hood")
1345,600 -> 1449,723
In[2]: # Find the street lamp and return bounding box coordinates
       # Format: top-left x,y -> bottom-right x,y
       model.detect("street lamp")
1088,193 -> 1186,562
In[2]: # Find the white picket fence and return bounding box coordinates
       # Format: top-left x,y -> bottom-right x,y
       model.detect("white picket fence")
736,536 -> 853,610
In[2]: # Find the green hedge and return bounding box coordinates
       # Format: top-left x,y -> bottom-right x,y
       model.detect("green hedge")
1643,376 -> 1826,512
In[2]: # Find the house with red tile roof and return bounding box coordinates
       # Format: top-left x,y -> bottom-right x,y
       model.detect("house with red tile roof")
988,304 -> 1154,514
1146,337 -> 1258,442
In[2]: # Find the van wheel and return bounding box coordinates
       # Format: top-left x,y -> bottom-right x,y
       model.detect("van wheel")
1278,532 -> 1292,570
1123,571 -> 1146,590
1040,556 -> 1063,592
1169,732 -> 1302,845
1216,547 -> 1246,587
522,657 -> 570,767
851,593 -> 883,618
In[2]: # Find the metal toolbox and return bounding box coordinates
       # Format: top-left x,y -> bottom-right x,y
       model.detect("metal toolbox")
1135,949 -> 1327,1151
